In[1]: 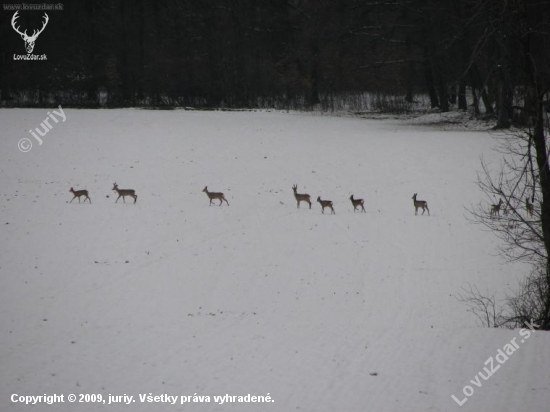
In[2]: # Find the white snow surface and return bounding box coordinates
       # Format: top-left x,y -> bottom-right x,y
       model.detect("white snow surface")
1,109 -> 549,411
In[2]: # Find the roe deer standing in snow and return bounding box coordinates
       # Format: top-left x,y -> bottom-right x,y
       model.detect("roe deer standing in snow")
412,193 -> 430,215
112,183 -> 137,204
202,186 -> 229,206
292,184 -> 311,209
349,195 -> 366,213
317,196 -> 335,214
526,198 -> 534,217
69,187 -> 91,203
490,199 -> 503,218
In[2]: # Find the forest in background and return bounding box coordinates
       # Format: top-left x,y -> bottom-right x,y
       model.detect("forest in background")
1,0 -> 549,122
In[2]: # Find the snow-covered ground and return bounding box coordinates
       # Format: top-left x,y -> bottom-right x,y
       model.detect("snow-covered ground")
1,109 -> 548,411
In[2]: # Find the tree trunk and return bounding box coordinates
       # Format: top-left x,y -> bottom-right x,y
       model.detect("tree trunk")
458,80 -> 467,110
435,70 -> 450,112
469,65 -> 494,115
423,58 -> 439,109
495,65 -> 512,129
307,40 -> 320,107
532,98 -> 550,328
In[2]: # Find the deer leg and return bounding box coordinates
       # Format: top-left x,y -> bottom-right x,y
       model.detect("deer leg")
133,195 -> 137,204
331,207 -> 335,215
78,196 -> 81,203
362,205 -> 366,213
115,195 -> 120,203
308,201 -> 311,209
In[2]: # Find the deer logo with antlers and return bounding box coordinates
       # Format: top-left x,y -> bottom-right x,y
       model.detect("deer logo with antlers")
11,11 -> 49,54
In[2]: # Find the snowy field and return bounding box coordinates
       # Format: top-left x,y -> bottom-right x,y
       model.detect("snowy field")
1,108 -> 549,411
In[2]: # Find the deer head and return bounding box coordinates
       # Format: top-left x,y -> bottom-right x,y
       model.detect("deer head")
11,11 -> 49,54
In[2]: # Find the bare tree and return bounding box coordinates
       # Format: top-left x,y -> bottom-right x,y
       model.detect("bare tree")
460,0 -> 550,330
456,283 -> 504,328
468,127 -> 548,329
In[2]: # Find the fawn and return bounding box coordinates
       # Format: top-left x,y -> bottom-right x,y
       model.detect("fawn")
412,193 -> 430,215
349,195 -> 366,213
202,186 -> 229,206
317,196 -> 335,214
490,199 -> 503,218
69,187 -> 91,203
526,198 -> 534,217
292,184 -> 312,209
112,183 -> 137,204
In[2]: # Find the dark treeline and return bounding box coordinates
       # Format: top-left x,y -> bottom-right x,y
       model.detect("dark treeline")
1,0 -> 549,117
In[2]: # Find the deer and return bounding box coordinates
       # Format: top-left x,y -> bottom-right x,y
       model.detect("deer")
11,11 -> 49,54
412,193 -> 430,216
292,184 -> 312,209
69,187 -> 91,203
202,186 -> 229,206
317,196 -> 335,214
112,183 -> 137,204
490,198 -> 503,218
349,195 -> 366,213
526,197 -> 534,217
